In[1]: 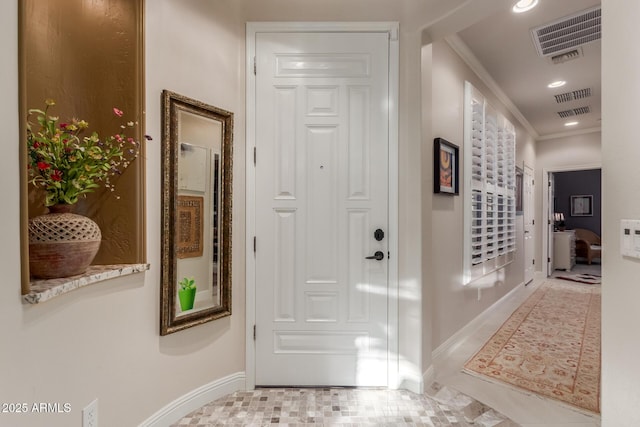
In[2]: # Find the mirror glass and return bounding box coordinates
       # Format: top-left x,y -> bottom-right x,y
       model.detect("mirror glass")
161,90 -> 233,335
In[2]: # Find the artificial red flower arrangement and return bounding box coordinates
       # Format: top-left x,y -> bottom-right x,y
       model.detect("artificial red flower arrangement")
26,99 -> 149,206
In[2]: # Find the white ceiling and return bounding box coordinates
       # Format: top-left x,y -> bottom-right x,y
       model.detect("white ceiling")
454,0 -> 602,139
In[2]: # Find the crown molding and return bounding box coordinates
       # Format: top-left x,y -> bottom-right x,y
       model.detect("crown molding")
444,34 -> 540,140
536,126 -> 601,141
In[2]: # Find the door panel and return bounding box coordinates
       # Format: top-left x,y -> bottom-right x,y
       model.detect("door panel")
524,165 -> 535,284
255,31 -> 389,386
274,209 -> 295,321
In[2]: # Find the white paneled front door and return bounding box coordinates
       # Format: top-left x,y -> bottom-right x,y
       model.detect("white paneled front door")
254,31 -> 390,386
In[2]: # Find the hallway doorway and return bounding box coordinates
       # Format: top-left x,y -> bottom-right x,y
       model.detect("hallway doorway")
542,164 -> 602,278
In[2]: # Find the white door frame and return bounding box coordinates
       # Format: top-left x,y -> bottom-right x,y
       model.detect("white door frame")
245,21 -> 400,390
523,163 -> 535,284
542,163 -> 601,277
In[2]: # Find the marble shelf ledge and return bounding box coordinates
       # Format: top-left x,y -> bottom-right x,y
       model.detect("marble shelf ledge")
24,264 -> 150,304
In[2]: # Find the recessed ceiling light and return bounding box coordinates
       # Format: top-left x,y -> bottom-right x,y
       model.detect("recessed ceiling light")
564,121 -> 579,127
548,80 -> 566,88
512,0 -> 539,13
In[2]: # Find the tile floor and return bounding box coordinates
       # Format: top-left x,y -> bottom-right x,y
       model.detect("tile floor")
172,386 -> 515,426
174,262 -> 602,426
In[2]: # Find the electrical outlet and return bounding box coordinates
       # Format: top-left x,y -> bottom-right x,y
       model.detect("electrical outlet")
83,399 -> 98,427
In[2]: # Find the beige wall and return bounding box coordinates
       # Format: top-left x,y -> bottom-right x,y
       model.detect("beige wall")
601,1 -> 640,424
426,40 -> 536,350
421,41 -> 435,382
0,1 -> 246,426
241,0 -> 467,29
534,132 -> 602,273
145,0 -> 247,418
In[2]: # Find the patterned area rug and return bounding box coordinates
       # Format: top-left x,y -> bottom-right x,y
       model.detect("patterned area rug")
464,280 -> 601,414
555,273 -> 601,285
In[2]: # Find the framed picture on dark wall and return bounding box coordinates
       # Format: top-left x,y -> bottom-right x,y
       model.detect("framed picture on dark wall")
434,138 -> 459,195
571,195 -> 593,216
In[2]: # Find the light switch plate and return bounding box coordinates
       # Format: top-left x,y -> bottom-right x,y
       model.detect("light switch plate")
83,399 -> 98,427
621,219 -> 640,259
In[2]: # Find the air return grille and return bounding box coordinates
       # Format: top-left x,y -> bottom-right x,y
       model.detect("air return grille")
554,88 -> 592,104
531,6 -> 601,57
557,106 -> 591,118
551,49 -> 582,64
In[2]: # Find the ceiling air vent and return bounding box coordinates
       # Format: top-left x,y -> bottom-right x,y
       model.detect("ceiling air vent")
551,48 -> 583,64
531,6 -> 601,57
554,88 -> 592,104
557,106 -> 591,118
573,106 -> 591,115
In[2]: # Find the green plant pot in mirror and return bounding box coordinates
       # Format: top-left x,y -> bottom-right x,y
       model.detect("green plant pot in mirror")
178,277 -> 196,311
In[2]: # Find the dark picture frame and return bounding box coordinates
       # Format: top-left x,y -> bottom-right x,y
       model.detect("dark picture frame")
571,195 -> 593,217
434,138 -> 459,195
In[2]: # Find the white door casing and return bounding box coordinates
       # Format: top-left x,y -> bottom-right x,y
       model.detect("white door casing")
547,172 -> 555,276
540,164 -> 601,278
246,22 -> 400,389
523,165 -> 535,284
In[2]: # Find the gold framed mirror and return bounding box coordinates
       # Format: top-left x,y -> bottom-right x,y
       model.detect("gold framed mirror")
160,91 -> 233,335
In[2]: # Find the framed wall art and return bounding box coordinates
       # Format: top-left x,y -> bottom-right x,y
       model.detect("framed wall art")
434,137 -> 459,195
178,143 -> 208,193
571,195 -> 593,217
176,195 -> 204,258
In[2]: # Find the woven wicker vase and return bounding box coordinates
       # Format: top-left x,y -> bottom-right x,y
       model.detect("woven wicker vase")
28,204 -> 102,279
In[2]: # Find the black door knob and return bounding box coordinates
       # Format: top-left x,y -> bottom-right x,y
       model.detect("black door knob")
365,251 -> 385,261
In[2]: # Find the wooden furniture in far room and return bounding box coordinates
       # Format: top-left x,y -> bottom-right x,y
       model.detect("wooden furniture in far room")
554,230 -> 576,270
575,228 -> 602,264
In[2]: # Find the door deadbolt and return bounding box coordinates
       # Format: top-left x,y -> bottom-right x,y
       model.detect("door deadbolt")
374,228 -> 385,241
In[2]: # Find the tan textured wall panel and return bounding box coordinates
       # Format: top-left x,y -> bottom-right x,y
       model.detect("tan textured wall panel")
22,0 -> 145,267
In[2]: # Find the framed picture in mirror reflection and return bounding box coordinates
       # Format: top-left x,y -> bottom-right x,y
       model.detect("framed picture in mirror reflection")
177,195 -> 204,259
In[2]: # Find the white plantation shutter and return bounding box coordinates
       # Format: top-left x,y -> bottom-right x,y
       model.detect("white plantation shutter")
464,82 -> 516,284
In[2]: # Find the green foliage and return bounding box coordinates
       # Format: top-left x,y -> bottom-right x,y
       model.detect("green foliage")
26,99 -> 141,206
179,277 -> 196,291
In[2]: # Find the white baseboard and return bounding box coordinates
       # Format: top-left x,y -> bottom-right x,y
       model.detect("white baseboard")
432,282 -> 525,363
422,364 -> 435,389
398,371 -> 424,394
139,371 -> 246,427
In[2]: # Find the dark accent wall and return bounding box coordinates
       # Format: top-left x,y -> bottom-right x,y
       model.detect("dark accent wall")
554,169 -> 601,236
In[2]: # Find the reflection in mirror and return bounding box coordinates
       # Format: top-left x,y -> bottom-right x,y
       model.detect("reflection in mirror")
161,91 -> 232,335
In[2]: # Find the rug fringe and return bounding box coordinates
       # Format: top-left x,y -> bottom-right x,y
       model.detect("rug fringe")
461,368 -> 601,418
